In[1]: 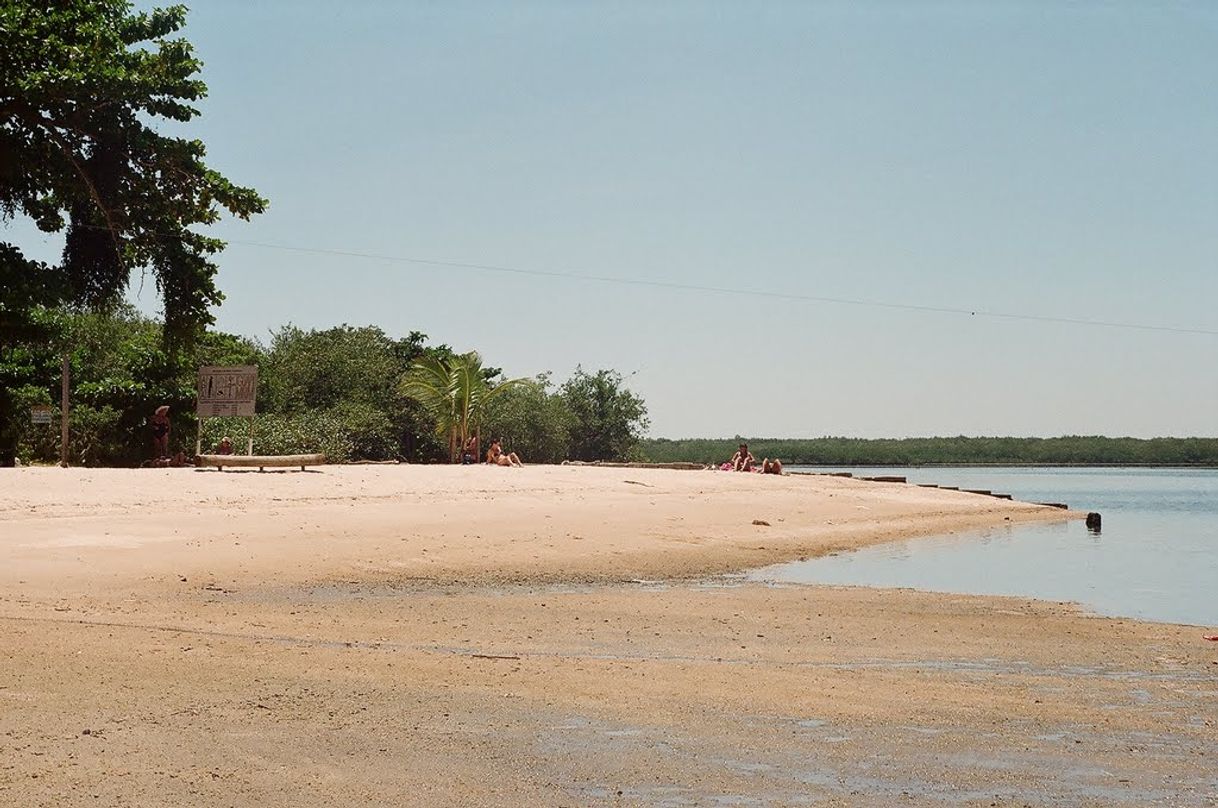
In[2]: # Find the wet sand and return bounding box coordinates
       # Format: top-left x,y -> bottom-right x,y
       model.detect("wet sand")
1,466 -> 1214,806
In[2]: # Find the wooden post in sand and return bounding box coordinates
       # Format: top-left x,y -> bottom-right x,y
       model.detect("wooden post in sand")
59,353 -> 69,468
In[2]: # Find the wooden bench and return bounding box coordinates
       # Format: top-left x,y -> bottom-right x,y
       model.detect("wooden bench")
198,453 -> 326,472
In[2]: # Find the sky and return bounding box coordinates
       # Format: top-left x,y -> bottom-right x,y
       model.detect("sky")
7,1 -> 1217,438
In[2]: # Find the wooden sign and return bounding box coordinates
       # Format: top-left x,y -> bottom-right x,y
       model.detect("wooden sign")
30,405 -> 53,425
197,366 -> 258,417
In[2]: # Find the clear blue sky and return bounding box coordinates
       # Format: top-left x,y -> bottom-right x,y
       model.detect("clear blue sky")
9,2 -> 1217,438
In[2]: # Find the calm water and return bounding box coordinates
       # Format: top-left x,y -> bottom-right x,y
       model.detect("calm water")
752,467 -> 1218,626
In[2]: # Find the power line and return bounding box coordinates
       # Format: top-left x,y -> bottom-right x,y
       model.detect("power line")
47,222 -> 1218,337
222,237 -> 1218,338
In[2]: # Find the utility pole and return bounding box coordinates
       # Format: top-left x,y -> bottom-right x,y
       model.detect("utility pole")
59,353 -> 69,468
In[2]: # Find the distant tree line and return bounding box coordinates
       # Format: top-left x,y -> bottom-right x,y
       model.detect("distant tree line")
643,436 -> 1218,467
2,306 -> 648,466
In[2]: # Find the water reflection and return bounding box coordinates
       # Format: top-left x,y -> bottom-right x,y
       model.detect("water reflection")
763,467 -> 1218,626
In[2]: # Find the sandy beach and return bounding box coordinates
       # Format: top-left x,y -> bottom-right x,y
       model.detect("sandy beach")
2,466 -> 1214,806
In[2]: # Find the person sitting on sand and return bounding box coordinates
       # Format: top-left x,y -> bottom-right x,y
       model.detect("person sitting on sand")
461,435 -> 479,465
761,458 -> 783,475
215,436 -> 234,455
730,443 -> 755,472
486,438 -> 523,467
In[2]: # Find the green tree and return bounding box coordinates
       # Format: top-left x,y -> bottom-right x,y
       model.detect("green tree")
401,352 -> 528,462
560,367 -> 649,462
0,245 -> 68,464
261,325 -> 410,414
0,1 -> 265,340
258,324 -> 443,461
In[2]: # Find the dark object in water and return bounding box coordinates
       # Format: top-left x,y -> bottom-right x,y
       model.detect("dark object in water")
862,475 -> 907,483
1085,512 -> 1102,531
1037,502 -> 1069,510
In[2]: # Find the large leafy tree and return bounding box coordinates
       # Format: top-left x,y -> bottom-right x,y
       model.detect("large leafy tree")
0,1 -> 266,340
561,367 -> 649,462
259,325 -> 440,462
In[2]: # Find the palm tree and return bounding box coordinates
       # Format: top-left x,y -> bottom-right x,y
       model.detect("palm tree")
401,352 -> 530,462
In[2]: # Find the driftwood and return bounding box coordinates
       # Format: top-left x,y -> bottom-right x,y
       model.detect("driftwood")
198,453 -> 326,472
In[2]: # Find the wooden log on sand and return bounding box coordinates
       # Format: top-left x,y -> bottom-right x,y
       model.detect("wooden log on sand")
862,475 -> 907,483
198,453 -> 326,472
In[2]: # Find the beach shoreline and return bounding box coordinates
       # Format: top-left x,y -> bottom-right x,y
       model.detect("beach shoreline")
0,464 -> 1078,592
2,466 -> 1213,806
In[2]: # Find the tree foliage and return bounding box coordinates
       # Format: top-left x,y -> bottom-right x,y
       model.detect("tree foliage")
0,0 -> 266,340
560,368 -> 650,462
7,305 -> 651,467
482,373 -> 576,464
642,436 -> 1218,467
401,352 -> 528,462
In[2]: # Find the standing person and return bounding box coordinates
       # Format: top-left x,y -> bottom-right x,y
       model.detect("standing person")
730,443 -> 755,472
461,435 -> 479,465
150,405 -> 170,459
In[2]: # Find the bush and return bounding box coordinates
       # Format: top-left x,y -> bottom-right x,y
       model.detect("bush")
199,403 -> 397,463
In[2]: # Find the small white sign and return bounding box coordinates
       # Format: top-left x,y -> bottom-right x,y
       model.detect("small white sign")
197,366 -> 258,417
30,405 -> 53,425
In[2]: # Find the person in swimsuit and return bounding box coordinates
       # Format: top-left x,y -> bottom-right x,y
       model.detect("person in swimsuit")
150,405 -> 170,459
461,435 -> 479,465
486,438 -> 523,467
730,443 -> 755,472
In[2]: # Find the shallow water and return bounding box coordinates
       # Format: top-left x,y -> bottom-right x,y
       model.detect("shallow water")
755,467 -> 1218,627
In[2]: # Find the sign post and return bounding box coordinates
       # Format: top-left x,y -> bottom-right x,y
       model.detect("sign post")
196,366 -> 258,456
30,405 -> 53,425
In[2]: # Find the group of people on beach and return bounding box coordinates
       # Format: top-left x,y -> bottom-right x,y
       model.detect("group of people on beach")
724,443 -> 783,475
151,403 -> 769,474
